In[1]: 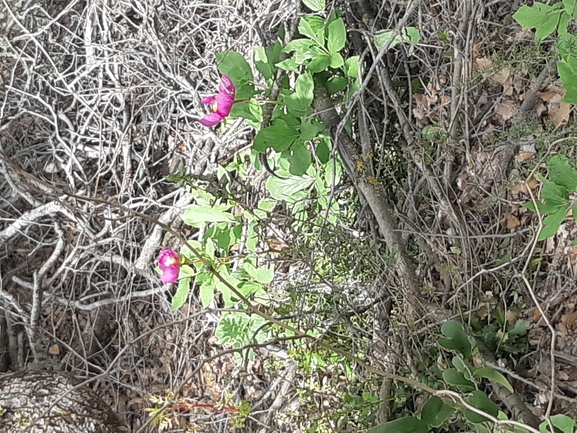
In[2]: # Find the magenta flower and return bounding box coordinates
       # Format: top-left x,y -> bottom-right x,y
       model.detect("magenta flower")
158,249 -> 180,283
198,75 -> 236,127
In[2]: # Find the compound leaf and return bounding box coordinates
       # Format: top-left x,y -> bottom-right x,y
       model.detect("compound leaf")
548,155 -> 577,191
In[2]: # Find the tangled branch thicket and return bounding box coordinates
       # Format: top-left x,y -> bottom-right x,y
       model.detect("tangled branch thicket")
0,0 -> 293,430
1,0 -> 575,431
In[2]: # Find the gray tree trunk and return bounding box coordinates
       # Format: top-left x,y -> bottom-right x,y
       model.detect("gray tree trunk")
0,371 -> 126,433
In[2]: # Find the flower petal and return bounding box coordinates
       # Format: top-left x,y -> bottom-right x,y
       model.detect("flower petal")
199,112 -> 224,126
214,93 -> 234,117
160,265 -> 180,283
219,75 -> 236,96
158,249 -> 179,271
200,96 -> 217,105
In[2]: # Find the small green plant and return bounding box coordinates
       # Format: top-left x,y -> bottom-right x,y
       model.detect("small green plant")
158,0 -> 360,360
373,26 -> 421,54
513,0 -> 577,103
524,155 -> 577,240
367,320 -> 577,433
470,305 -> 530,356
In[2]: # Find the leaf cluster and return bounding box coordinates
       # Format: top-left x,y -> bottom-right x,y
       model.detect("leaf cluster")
524,155 -> 577,240
514,0 -> 577,103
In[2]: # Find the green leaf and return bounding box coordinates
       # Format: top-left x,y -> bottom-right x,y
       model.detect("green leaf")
302,0 -> 325,12
508,319 -> 529,337
179,264 -> 196,278
199,281 -> 215,308
539,176 -> 569,206
266,174 -> 315,203
540,205 -> 570,240
443,368 -> 476,392
254,198 -> 276,219
516,2 -> 563,41
298,16 -> 325,44
374,30 -> 401,51
181,205 -> 236,228
329,52 -> 344,68
369,416 -> 429,433
229,99 -> 263,127
237,281 -> 267,299
405,27 -> 421,44
253,120 -> 300,153
315,137 -> 330,163
215,312 -> 268,349
559,10 -> 571,34
283,39 -> 315,65
265,41 -> 282,71
243,262 -> 274,284
540,414 -> 575,433
217,50 -> 253,81
513,5 -> 545,29
300,118 -> 324,141
438,320 -> 472,359
327,18 -> 346,53
216,50 -> 255,100
547,155 -> 577,191
473,367 -> 513,392
532,176 -> 570,212
420,396 -> 454,428
465,390 -> 499,424
326,77 -> 349,94
451,355 -> 468,373
246,222 -> 258,251
564,0 -> 576,16
254,46 -> 273,81
558,59 -> 577,104
374,27 -> 420,53
215,268 -> 239,307
307,53 -> 331,73
536,9 -> 563,41
289,143 -> 312,176
404,27 -> 421,54
557,35 -> 577,63
276,57 -> 300,72
344,55 -> 360,78
513,3 -> 563,41
285,72 -> 314,117
172,277 -> 191,310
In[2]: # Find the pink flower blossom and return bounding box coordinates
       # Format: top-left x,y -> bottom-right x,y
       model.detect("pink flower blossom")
158,249 -> 180,283
198,75 -> 236,127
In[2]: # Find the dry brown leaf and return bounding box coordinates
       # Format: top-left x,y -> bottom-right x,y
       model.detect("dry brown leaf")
562,311 -> 577,329
490,67 -> 512,92
511,181 -> 530,194
506,309 -> 519,324
503,80 -> 514,96
557,371 -> 570,381
537,90 -> 557,102
472,39 -> 482,59
504,212 -> 521,230
475,57 -> 492,71
527,175 -> 540,191
413,93 -> 434,120
516,152 -> 535,162
495,101 -> 515,121
550,101 -> 572,128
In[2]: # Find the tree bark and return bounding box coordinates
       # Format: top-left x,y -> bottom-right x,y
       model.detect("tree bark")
0,371 -> 126,433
